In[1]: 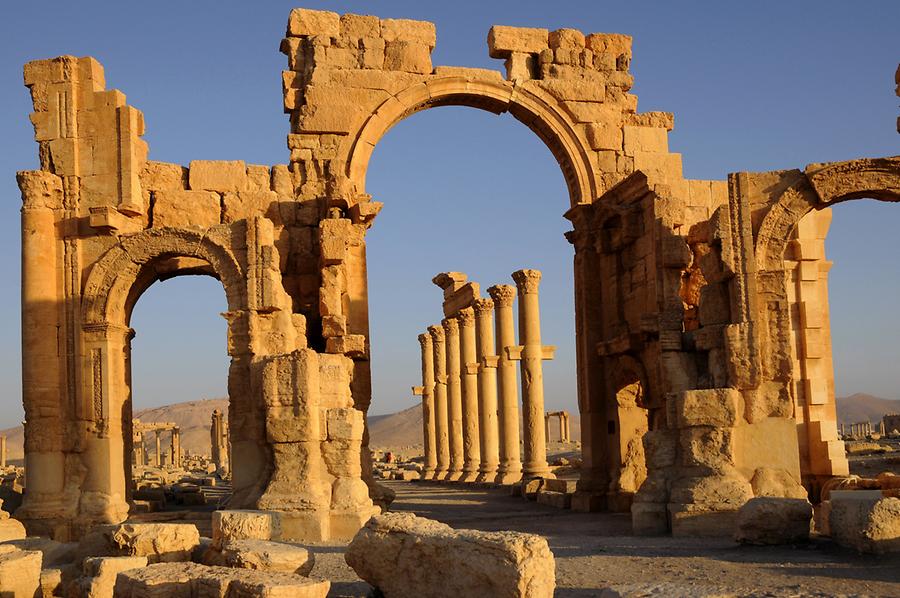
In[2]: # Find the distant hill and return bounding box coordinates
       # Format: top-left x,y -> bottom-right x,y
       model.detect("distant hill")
0,398 -> 228,465
368,403 -> 581,449
836,393 -> 900,424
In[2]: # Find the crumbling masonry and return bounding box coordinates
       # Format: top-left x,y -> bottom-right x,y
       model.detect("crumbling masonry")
16,8 -> 900,540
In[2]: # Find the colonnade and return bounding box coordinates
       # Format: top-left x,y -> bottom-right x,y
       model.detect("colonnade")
132,421 -> 182,469
545,411 -> 572,443
413,269 -> 556,484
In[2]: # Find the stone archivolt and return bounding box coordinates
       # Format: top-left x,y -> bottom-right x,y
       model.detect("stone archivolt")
15,6 -> 900,541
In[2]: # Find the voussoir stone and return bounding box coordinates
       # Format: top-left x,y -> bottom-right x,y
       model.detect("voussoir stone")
345,512 -> 555,598
113,561 -> 329,598
734,497 -> 813,545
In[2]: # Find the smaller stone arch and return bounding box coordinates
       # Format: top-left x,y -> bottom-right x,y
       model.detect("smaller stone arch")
82,226 -> 246,328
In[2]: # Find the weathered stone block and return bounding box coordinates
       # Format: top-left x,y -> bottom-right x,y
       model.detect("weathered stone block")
152,190 -> 220,229
488,26 -> 549,58
339,14 -> 380,39
0,518 -> 26,542
0,549 -> 41,598
216,539 -> 314,576
829,492 -> 900,554
345,513 -> 555,598
287,8 -> 340,37
734,497 -> 812,545
110,524 -> 200,563
384,41 -> 431,75
212,510 -> 281,550
188,160 -> 247,192
381,18 -> 436,48
675,389 -> 740,428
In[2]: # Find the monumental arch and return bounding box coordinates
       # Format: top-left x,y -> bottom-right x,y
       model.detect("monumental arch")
16,7 -> 899,540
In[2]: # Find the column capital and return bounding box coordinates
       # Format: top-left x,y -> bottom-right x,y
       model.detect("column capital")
456,306 -> 475,325
473,297 -> 494,315
487,284 -> 516,307
418,333 -> 432,348
512,269 -> 542,294
442,317 -> 459,336
412,386 -> 424,396
427,325 -> 445,342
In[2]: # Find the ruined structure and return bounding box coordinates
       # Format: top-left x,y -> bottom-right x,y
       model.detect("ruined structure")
16,7 -> 899,541
545,411 -> 572,443
210,409 -> 231,474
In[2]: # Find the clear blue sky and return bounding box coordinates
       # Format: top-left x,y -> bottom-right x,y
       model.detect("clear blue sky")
0,2 -> 897,428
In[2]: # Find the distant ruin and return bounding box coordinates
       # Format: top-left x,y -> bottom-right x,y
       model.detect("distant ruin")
15,7 -> 899,543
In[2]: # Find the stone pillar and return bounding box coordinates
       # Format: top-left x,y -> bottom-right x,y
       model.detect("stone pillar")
171,428 -> 181,469
473,298 -> 500,482
443,317 -> 464,481
417,333 -> 437,479
880,421 -> 886,436
563,413 -> 571,442
0,436 -> 6,468
512,269 -> 554,480
545,414 -> 551,443
211,409 -> 224,471
428,325 -> 450,478
154,430 -> 161,468
457,307 -> 481,483
487,285 -> 522,485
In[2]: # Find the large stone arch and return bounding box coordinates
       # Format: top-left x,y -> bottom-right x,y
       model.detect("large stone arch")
340,76 -> 598,208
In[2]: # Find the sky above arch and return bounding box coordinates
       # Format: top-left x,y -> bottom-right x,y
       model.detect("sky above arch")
0,1 -> 897,428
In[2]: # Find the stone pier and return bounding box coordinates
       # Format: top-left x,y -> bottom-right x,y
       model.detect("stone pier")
487,285 -> 523,485
512,270 -> 555,480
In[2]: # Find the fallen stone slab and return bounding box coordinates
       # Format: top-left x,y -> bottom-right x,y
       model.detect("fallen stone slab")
830,491 -> 900,554
111,523 -> 200,563
0,518 -> 27,542
345,512 -> 555,598
113,561 -> 329,598
211,510 -> 281,549
0,549 -> 42,598
3,537 -> 77,566
734,497 -> 812,545
206,539 -> 315,576
39,564 -> 78,598
73,556 -> 148,598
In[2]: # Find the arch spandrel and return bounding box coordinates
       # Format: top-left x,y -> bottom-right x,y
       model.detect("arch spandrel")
340,76 -> 598,209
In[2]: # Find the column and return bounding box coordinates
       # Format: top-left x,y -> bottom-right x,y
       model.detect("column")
417,333 -> 438,479
457,307 -> 481,482
0,436 -> 6,468
211,410 -> 222,470
563,412 -> 571,442
545,414 -> 551,443
512,269 -> 554,479
473,298 -> 500,482
880,421 -> 886,436
154,430 -> 161,468
443,317 -> 464,481
428,325 -> 450,478
487,284 -> 522,485
171,428 -> 181,468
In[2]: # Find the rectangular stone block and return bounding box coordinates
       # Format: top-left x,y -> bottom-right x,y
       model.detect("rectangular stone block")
804,378 -> 829,405
152,190 -> 220,229
287,8 -> 340,37
675,388 -> 740,428
188,160 -> 247,192
536,490 -> 571,509
381,18 -> 437,48
212,511 -> 282,550
623,125 -> 668,154
384,41 -> 431,74
487,26 -> 549,58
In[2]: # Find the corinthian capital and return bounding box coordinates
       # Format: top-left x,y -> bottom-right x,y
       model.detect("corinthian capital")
427,325 -> 445,342
487,284 -> 516,307
512,269 -> 542,294
456,306 -> 475,326
473,298 -> 494,315
418,333 -> 432,348
441,317 -> 459,336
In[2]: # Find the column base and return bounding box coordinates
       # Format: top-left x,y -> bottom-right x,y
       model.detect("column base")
458,470 -> 479,483
570,491 -> 606,513
444,470 -> 464,482
475,469 -> 499,483
421,469 -> 437,480
631,502 -> 669,535
433,468 -> 449,480
494,471 -> 522,485
669,504 -> 739,538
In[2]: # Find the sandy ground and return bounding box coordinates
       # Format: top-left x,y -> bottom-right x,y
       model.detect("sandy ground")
307,480 -> 900,598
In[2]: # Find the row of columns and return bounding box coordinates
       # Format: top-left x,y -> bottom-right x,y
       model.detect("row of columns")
414,269 -> 555,484
132,423 -> 182,468
545,411 -> 572,443
840,421 -> 879,437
